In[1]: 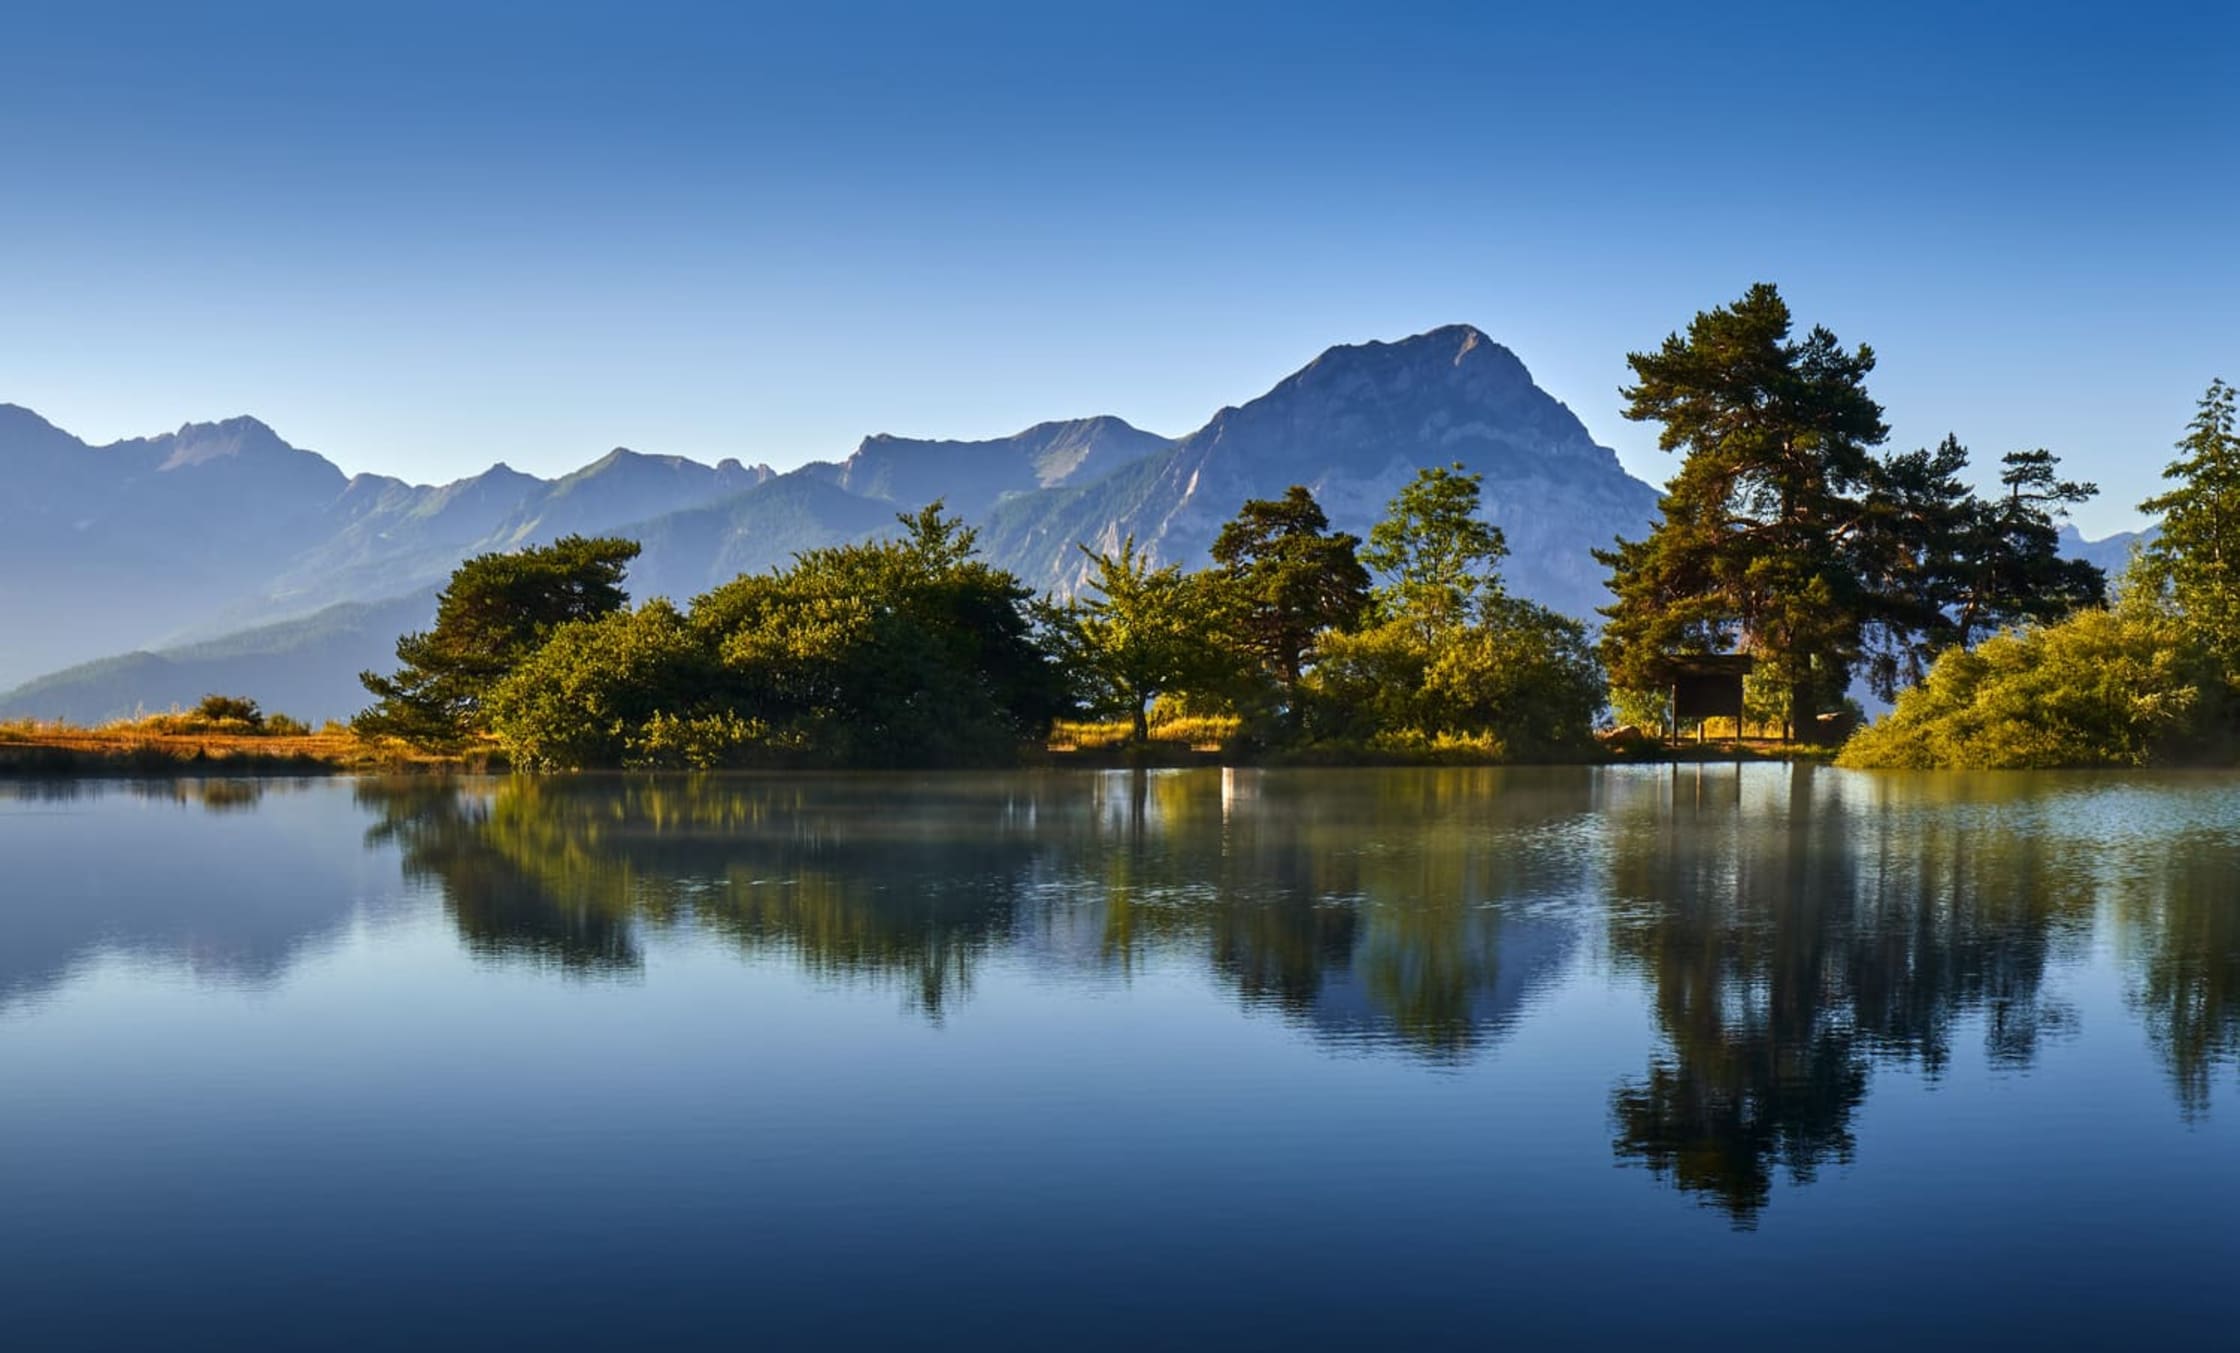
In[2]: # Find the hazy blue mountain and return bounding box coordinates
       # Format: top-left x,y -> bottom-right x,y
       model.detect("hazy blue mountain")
214,449 -> 774,633
1,407 -> 357,686
619,473 -> 912,602
0,590 -> 438,725
0,405 -> 775,685
2060,523 -> 2154,579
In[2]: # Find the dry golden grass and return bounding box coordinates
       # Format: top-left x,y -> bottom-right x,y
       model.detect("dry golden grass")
1049,714 -> 1240,752
0,717 -> 470,773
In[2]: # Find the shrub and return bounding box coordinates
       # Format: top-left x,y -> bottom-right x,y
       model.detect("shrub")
194,694 -> 265,729
1839,596 -> 2229,769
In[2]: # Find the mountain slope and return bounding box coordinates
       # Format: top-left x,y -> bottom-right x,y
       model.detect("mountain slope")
2059,523 -> 2154,579
0,590 -> 439,725
0,409 -> 359,686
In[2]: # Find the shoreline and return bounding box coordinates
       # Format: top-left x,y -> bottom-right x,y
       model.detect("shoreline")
0,726 -> 1828,777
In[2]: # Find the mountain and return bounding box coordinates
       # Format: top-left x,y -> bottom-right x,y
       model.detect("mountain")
6,325 -> 1668,721
2059,523 -> 2155,579
978,325 -> 1659,619
812,416 -> 1172,517
0,590 -> 439,725
0,407 -> 777,685
0,407 -> 356,686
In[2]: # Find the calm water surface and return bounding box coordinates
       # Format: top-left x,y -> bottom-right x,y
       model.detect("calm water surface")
4,767 -> 2238,1350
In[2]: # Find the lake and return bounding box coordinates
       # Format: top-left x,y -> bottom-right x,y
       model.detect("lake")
4,766 -> 2237,1350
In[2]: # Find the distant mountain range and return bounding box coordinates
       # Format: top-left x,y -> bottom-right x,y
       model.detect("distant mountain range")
0,326 -> 2148,724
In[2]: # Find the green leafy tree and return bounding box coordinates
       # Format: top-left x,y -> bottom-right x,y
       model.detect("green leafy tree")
1063,537 -> 1224,743
356,535 -> 641,749
1361,463 -> 1508,629
1597,284 -> 1888,739
690,503 -> 1065,765
1209,486 -> 1370,723
487,599 -> 728,769
2139,378 -> 2240,683
1312,465 -> 1603,756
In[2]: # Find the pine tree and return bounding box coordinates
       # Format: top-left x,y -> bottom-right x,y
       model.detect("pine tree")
1209,486 -> 1370,721
1596,284 -> 1888,739
2140,378 -> 2240,681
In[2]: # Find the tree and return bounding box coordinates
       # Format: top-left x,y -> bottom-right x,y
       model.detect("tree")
2139,378 -> 2240,683
1361,463 -> 1507,629
1208,486 -> 1370,724
1956,448 -> 2105,644
1853,438 -> 2104,700
1063,537 -> 1222,743
1854,435 -> 1975,698
1310,465 -> 1604,756
1598,284 -> 1888,740
690,502 -> 1066,766
487,599 -> 728,770
356,535 -> 641,749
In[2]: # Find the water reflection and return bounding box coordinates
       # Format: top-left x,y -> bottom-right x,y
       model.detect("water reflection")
8,767 -> 2239,1225
353,769 -> 1589,1051
2118,829 -> 2240,1117
1603,767 -> 2231,1223
0,777 -> 384,1008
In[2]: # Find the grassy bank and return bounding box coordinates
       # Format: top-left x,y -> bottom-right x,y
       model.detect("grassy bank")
0,717 -> 483,776
2,712 -> 1835,777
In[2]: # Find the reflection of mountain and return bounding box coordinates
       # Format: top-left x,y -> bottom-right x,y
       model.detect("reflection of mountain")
0,778 -> 403,1008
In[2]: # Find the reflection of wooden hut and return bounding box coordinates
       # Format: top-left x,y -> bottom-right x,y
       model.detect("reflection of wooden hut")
1654,654 -> 1757,742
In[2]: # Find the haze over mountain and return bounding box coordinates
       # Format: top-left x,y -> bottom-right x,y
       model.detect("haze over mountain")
2,325 -> 2148,724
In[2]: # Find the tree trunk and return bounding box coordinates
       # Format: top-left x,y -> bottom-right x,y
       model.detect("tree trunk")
1132,698 -> 1150,745
1789,676 -> 1816,745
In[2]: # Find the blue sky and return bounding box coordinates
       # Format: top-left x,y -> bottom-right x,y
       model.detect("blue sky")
2,0 -> 2232,534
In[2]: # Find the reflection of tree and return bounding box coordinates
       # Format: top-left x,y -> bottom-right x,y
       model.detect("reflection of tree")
356,776 -> 1052,1011
1076,768 -> 1591,1061
356,768 -> 1591,1059
1604,768 -> 2096,1225
2118,831 -> 2240,1118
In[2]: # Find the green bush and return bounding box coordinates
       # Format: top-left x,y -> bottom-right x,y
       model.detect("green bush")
488,600 -> 719,770
1839,595 -> 2227,769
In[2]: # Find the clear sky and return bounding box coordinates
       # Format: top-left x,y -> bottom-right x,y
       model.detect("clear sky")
2,0 -> 2232,535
